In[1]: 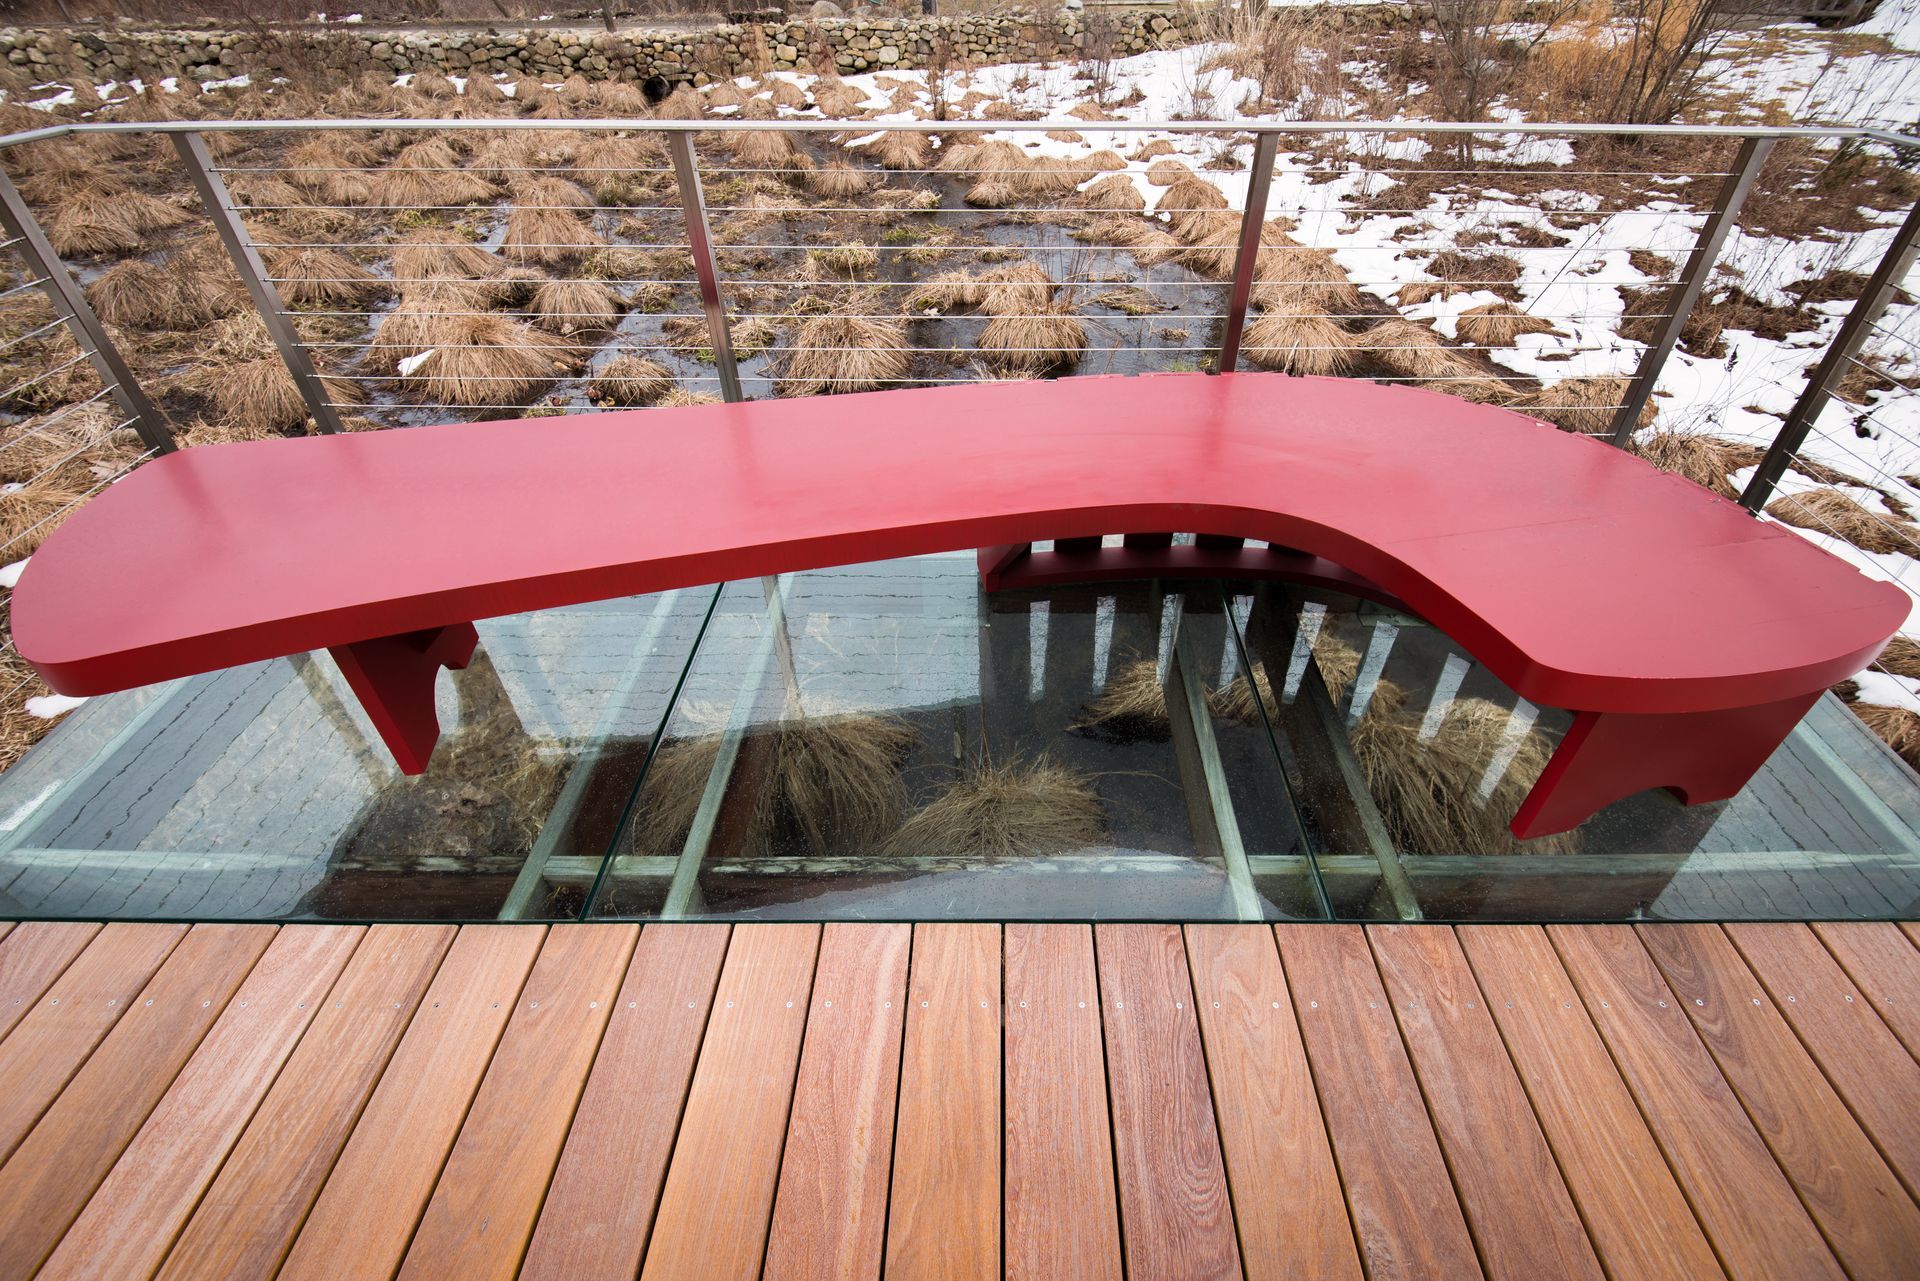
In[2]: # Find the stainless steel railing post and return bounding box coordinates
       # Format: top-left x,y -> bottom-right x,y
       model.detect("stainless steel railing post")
0,169 -> 176,453
171,130 -> 345,435
1217,130 -> 1280,375
1606,136 -> 1774,446
667,131 -> 742,403
1741,196 -> 1920,513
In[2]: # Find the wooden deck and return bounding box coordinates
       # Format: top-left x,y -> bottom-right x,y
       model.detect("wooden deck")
1,920 -> 1918,1280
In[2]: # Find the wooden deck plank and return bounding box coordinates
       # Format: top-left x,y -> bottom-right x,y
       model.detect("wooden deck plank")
37,924 -> 364,1281
156,924 -> 455,1281
1185,924 -> 1359,1281
1639,923 -> 1920,1281
1004,924 -> 1122,1281
0,921 -> 101,1043
640,923 -> 819,1281
885,923 -> 1001,1281
520,923 -> 731,1281
1275,923 -> 1479,1281
1726,922 -> 1920,1202
1455,925 -> 1722,1281
1550,925 -> 1844,1281
1812,922 -> 1920,1061
764,923 -> 912,1281
399,922 -> 637,1281
0,923 -> 274,1281
278,925 -> 545,1281
1098,923 -> 1241,1281
0,923 -> 185,1165
1367,925 -> 1604,1281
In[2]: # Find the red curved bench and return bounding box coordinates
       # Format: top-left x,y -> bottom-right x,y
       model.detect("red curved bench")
13,372 -> 1907,840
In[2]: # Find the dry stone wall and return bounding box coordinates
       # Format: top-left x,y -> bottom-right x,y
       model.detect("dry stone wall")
0,9 -> 1222,89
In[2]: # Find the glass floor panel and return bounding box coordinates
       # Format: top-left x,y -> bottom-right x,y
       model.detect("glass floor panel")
0,553 -> 1916,923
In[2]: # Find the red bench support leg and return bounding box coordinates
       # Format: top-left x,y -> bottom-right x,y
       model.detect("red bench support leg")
328,622 -> 479,775
1509,690 -> 1822,840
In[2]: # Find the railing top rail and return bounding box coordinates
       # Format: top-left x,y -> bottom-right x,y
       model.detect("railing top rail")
0,116 -> 1911,152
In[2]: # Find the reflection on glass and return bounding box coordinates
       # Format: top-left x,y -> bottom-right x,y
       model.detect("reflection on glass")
588,557 -> 1321,921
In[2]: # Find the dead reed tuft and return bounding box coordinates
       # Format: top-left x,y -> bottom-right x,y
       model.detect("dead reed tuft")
572,134 -> 666,201
807,243 -> 880,278
1454,303 -> 1561,348
1355,318 -> 1481,381
264,245 -> 387,308
1876,636 -> 1920,679
780,312 -> 910,395
631,707 -> 916,856
1518,376 -> 1650,435
404,313 -> 577,405
813,79 -> 867,117
46,189 -> 189,256
1081,175 -> 1145,213
805,162 -> 876,200
706,79 -> 749,109
979,306 -> 1086,375
879,754 -> 1104,859
590,354 -> 676,406
1631,431 -> 1765,501
1854,702 -> 1920,772
371,139 -> 496,208
868,130 -> 930,169
1766,488 -> 1920,557
528,278 -> 624,334
503,177 -> 603,266
84,258 -> 235,329
730,129 -> 800,170
1145,159 -> 1191,186
389,229 -> 507,289
659,387 -> 722,407
964,177 -> 1021,208
182,355 -> 365,434
1074,659 -> 1172,739
910,270 -> 986,312
1244,313 -> 1355,376
977,263 -> 1057,315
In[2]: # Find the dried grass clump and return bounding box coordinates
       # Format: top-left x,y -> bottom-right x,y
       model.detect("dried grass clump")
503,177 -> 603,266
181,355 -> 365,434
405,314 -> 576,405
528,278 -> 624,334
1017,156 -> 1087,200
1145,159 -> 1191,186
631,707 -> 916,856
808,243 -> 880,278
659,387 -> 722,407
780,312 -> 909,396
84,258 -> 235,329
371,139 -> 496,208
572,133 -> 666,201
0,404 -> 145,558
1517,376 -> 1649,435
1081,175 -> 1145,213
1766,488 -> 1920,557
46,189 -> 189,256
979,306 -> 1086,375
813,78 -> 867,118
978,263 -> 1057,315
388,230 -> 508,293
767,78 -> 810,110
264,245 -> 386,308
656,85 -> 706,119
284,138 -> 376,205
869,130 -> 929,169
1876,636 -> 1920,679
590,354 -> 675,406
1454,303 -> 1561,349
806,162 -> 875,200
1854,702 -> 1920,772
879,754 -> 1104,859
910,270 -> 986,312
1355,318 -> 1479,381
1352,683 -> 1578,856
1074,659 -> 1172,739
1244,313 -> 1355,376
730,129 -> 799,169
1631,431 -> 1765,501
1158,175 -> 1229,233
706,79 -> 749,109
964,176 -> 1021,208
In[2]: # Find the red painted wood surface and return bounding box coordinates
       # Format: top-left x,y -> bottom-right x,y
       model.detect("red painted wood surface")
22,374 -> 1896,713
12,374 -> 1901,835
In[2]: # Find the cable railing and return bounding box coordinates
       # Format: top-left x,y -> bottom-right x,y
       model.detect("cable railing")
0,111 -> 1912,536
